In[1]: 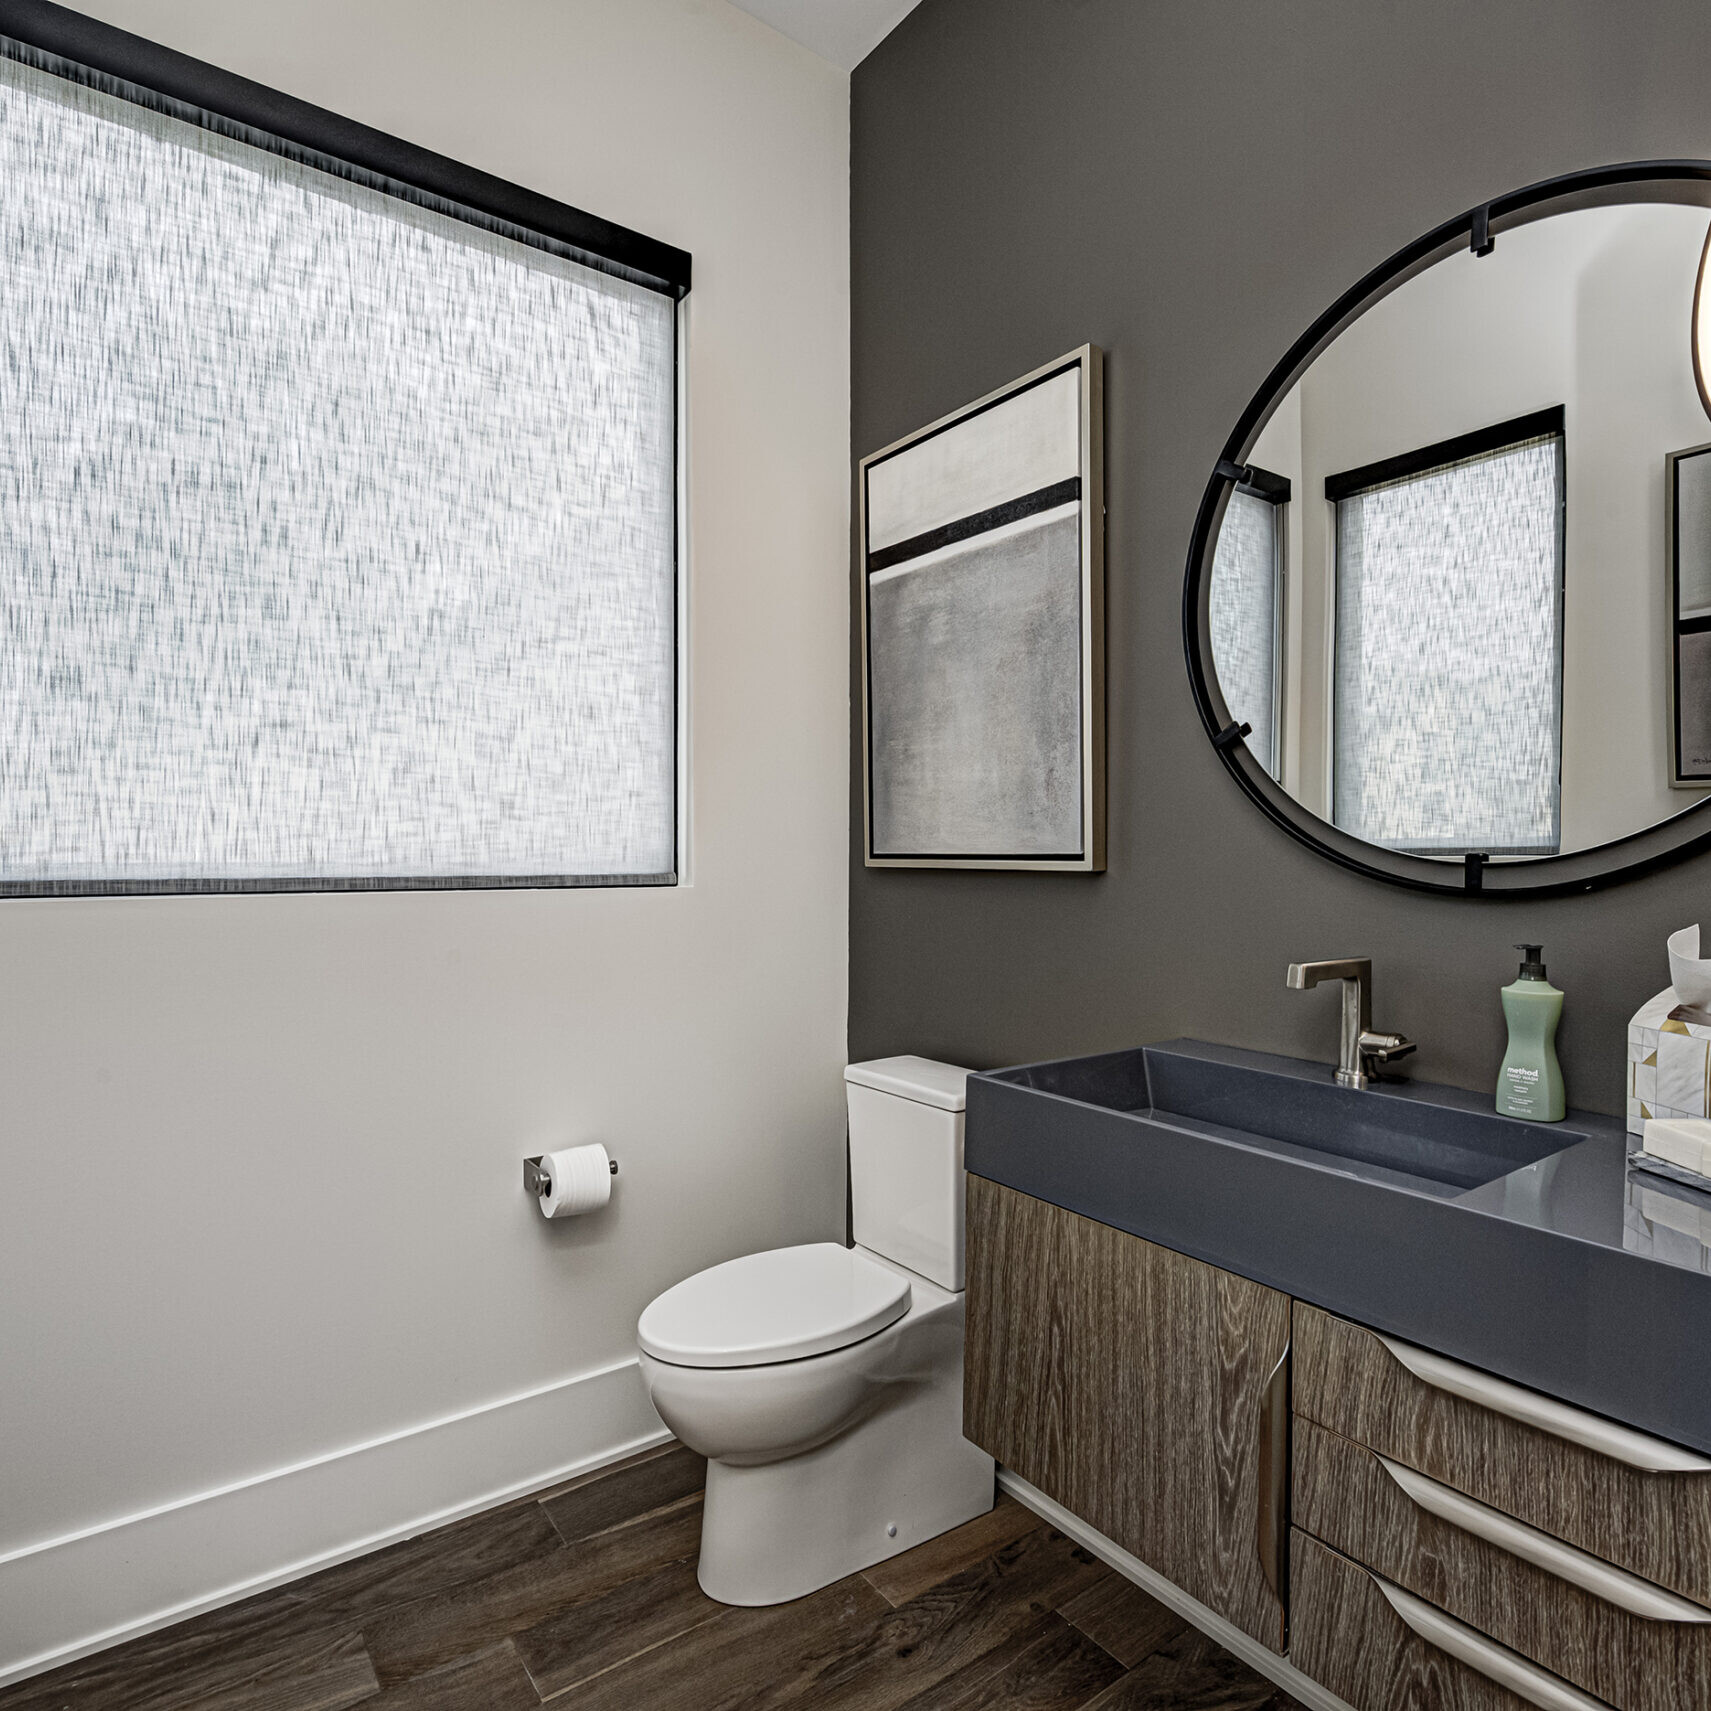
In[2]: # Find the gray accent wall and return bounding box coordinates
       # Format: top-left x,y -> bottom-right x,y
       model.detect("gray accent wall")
850,0 -> 1711,1114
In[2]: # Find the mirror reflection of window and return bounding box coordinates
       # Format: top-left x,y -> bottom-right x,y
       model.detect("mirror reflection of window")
1329,416 -> 1565,857
1209,471 -> 1288,782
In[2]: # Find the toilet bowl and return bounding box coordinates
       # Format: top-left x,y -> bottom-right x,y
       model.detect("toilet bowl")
635,1057 -> 996,1607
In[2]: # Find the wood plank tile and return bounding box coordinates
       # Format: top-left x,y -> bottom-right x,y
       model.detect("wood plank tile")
540,1446 -> 705,1545
180,1629 -> 380,1711
0,1628 -> 379,1711
897,1615 -> 1125,1711
355,1640 -> 539,1710
543,1574 -> 889,1711
551,1528 -> 1106,1711
0,1451 -> 673,1711
529,1441 -> 680,1509
1058,1573 -> 1188,1668
766,1528 -> 1110,1711
364,1495 -> 703,1686
860,1494 -> 1044,1606
513,1554 -> 721,1698
1081,1624 -> 1297,1711
0,1606 -> 367,1711
296,1503 -> 565,1623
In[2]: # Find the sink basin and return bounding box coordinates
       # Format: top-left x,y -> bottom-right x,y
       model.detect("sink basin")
983,1039 -> 1587,1199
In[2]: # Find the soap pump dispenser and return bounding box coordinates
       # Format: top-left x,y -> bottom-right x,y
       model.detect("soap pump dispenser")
1496,944 -> 1565,1122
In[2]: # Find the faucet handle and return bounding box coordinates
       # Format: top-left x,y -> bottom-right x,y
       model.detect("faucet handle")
1360,1030 -> 1416,1069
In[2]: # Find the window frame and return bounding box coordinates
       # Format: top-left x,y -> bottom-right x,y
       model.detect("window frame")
1326,407 -> 1567,860
0,1 -> 690,899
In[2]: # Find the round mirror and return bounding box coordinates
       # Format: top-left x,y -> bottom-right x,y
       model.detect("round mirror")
1186,163 -> 1711,895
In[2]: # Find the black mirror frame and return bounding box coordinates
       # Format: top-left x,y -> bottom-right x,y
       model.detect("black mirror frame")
1185,160 -> 1711,898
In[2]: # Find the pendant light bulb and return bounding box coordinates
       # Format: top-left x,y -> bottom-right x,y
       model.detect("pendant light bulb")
1695,221 -> 1711,422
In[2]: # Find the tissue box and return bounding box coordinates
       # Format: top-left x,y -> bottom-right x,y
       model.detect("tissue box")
1629,985 -> 1711,1136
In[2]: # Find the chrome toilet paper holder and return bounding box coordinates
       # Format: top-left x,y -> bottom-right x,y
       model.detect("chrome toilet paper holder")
524,1153 -> 619,1196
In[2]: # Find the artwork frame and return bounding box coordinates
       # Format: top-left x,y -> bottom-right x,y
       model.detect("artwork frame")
1669,440 -> 1711,788
859,346 -> 1105,871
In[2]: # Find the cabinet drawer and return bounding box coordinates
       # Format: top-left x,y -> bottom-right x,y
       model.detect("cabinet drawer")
1292,1530 -> 1614,1711
1295,1303 -> 1711,1606
1296,1416 -> 1711,1711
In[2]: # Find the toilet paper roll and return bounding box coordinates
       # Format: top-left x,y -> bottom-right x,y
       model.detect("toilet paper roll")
537,1144 -> 613,1218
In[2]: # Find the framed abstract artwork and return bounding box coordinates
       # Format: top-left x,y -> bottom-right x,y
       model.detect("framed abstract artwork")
859,346 -> 1105,870
1670,441 -> 1711,787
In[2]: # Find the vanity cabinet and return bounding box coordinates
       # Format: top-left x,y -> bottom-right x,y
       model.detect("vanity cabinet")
962,1175 -> 1290,1651
1292,1303 -> 1711,1711
1294,1303 -> 1711,1610
1294,1416 -> 1711,1711
963,1179 -> 1711,1708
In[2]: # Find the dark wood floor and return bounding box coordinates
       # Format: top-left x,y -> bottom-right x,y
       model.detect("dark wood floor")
1,1444 -> 1308,1710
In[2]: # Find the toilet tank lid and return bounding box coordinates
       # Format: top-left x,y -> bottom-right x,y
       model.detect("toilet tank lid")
844,1055 -> 970,1112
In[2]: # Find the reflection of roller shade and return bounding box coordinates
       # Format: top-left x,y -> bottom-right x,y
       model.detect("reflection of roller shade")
1333,432 -> 1563,856
1209,489 -> 1282,780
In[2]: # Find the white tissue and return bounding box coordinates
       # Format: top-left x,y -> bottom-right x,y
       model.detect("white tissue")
1668,925 -> 1711,1011
537,1144 -> 613,1218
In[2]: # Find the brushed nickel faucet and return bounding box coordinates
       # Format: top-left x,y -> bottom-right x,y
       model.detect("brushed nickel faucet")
1286,957 -> 1416,1090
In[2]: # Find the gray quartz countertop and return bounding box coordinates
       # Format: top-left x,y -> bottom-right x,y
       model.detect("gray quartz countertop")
966,1038 -> 1711,1455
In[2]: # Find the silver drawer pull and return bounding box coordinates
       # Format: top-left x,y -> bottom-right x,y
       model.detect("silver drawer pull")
1375,1574 -> 1611,1711
1378,1453 -> 1711,1624
1255,1341 -> 1289,1600
1375,1332 -> 1711,1473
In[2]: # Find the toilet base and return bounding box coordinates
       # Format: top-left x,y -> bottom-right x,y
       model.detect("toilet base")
694,1358 -> 995,1607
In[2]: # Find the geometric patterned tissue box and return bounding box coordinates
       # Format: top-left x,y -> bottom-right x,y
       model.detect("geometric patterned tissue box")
1629,985 -> 1711,1136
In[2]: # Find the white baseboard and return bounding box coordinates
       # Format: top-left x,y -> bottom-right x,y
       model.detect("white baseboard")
0,1357 -> 667,1690
998,1470 -> 1357,1711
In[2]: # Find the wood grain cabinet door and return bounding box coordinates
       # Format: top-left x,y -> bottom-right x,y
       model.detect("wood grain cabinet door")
962,1175 -> 1290,1651
1295,1303 -> 1711,1609
1296,1415 -> 1711,1711
1291,1530 -> 1613,1711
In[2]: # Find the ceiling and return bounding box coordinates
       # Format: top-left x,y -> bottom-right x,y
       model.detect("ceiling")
728,0 -> 924,72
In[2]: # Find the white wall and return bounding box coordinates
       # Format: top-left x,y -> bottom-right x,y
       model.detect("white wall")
1251,201 -> 1711,853
0,0 -> 850,1683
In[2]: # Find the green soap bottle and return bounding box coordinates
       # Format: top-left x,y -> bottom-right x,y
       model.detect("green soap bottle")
1496,943 -> 1565,1122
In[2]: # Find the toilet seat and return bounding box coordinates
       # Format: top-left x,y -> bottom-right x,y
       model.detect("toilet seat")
637,1242 -> 911,1369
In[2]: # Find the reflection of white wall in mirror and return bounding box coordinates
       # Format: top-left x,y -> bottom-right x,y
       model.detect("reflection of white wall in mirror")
1247,203 -> 1711,856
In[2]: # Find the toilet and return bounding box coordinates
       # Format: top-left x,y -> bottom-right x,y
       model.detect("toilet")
635,1056 -> 996,1606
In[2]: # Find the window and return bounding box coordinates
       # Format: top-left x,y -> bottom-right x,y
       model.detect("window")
1328,409 -> 1564,857
1208,468 -> 1288,781
0,18 -> 687,895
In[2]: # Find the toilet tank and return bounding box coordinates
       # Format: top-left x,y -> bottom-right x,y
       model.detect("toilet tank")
844,1056 -> 970,1291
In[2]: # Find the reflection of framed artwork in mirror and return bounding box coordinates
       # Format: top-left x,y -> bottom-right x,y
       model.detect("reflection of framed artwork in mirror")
1670,443 -> 1711,787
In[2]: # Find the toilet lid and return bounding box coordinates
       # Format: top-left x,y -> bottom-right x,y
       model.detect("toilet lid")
637,1243 -> 911,1368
